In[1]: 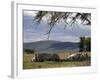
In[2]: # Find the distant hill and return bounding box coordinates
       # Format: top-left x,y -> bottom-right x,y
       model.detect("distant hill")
23,40 -> 79,53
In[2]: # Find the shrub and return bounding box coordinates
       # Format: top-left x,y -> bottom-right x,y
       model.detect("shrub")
24,49 -> 35,54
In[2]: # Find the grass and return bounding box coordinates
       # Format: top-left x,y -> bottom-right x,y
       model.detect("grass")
23,52 -> 91,69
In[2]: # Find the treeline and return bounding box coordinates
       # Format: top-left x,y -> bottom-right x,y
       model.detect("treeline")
24,49 -> 35,54
79,37 -> 91,52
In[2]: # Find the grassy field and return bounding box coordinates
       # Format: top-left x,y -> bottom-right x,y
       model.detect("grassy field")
23,52 -> 91,69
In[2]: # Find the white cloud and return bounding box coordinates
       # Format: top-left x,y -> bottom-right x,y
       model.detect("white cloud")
23,10 -> 37,17
23,11 -> 91,43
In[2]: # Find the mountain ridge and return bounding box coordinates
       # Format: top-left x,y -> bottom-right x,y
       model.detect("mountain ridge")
23,40 -> 79,53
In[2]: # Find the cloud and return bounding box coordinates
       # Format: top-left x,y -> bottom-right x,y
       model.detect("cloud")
23,11 -> 91,43
23,10 -> 38,17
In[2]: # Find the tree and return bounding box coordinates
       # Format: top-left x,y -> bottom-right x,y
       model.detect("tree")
33,11 -> 91,38
24,49 -> 35,54
79,37 -> 91,52
85,37 -> 91,51
79,37 -> 85,52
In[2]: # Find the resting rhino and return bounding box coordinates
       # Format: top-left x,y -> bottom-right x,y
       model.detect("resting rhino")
31,53 -> 60,62
31,56 -> 36,62
66,52 -> 89,61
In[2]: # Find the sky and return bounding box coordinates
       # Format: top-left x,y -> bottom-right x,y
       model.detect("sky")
23,11 -> 91,43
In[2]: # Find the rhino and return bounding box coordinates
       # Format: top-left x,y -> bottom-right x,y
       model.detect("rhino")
66,52 -> 89,61
31,53 -> 60,62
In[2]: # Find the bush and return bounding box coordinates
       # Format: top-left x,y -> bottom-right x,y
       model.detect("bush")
24,49 -> 35,54
79,37 -> 91,52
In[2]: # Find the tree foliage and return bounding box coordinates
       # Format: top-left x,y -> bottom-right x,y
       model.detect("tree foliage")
34,11 -> 91,26
33,11 -> 91,38
79,37 -> 91,52
85,37 -> 91,51
24,49 -> 35,54
79,37 -> 85,52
